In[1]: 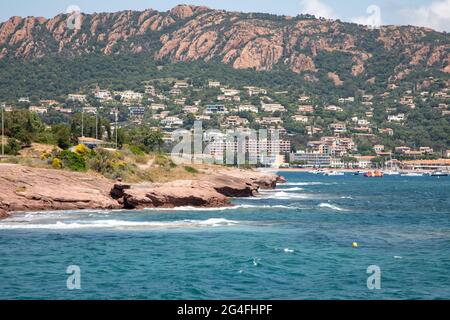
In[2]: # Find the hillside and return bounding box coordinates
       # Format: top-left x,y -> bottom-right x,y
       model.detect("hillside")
0,4 -> 449,99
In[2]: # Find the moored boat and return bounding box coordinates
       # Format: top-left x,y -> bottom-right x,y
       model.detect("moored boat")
383,170 -> 400,176
430,171 -> 449,177
324,171 -> 345,176
401,172 -> 424,177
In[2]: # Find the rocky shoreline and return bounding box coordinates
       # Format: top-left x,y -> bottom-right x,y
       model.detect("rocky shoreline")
0,164 -> 284,218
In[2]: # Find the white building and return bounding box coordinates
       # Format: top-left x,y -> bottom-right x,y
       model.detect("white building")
208,81 -> 221,88
244,86 -> 267,96
325,105 -> 343,112
94,90 -> 112,101
68,94 -> 87,102
226,116 -> 249,127
261,103 -> 286,113
238,105 -> 259,113
292,115 -> 309,123
204,105 -> 228,114
161,116 -> 183,127
388,114 -> 406,122
173,81 -> 190,89
183,106 -> 199,114
221,88 -> 240,96
29,106 -> 48,114
114,91 -> 143,102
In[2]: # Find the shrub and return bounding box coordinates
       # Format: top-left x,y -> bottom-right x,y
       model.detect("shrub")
184,166 -> 199,174
40,152 -> 51,160
74,144 -> 90,156
52,158 -> 62,169
155,153 -> 176,168
128,144 -> 145,156
88,148 -> 135,179
5,138 -> 21,155
60,150 -> 87,171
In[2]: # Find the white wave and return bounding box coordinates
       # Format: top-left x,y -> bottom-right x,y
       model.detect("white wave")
0,218 -> 241,230
5,209 -> 123,223
143,204 -> 300,211
394,256 -> 403,259
280,182 -> 334,186
318,203 -> 348,212
143,206 -> 240,212
261,191 -> 310,200
283,248 -> 295,253
262,187 -> 304,192
340,196 -> 354,200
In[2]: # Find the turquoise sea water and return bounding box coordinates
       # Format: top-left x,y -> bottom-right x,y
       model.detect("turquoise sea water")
1,172 -> 450,300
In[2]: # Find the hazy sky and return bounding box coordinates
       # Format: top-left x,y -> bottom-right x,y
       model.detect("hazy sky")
1,0 -> 449,32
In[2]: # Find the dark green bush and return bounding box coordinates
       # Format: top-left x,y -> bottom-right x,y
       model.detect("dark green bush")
60,150 -> 87,171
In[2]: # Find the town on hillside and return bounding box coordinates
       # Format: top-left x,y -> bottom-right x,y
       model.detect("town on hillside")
1,77 -> 450,171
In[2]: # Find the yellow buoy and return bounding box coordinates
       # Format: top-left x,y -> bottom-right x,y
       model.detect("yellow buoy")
352,242 -> 358,248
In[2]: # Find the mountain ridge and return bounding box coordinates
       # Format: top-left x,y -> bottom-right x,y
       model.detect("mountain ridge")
0,4 -> 449,88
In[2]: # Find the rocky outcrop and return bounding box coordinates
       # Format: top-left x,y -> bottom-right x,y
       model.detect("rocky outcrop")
110,168 -> 282,209
0,164 -> 282,217
120,181 -> 230,209
328,72 -> 343,86
0,5 -> 447,79
0,208 -> 9,219
0,164 -> 121,214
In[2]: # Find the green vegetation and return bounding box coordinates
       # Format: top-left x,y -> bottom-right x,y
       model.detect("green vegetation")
184,166 -> 199,174
60,150 -> 87,172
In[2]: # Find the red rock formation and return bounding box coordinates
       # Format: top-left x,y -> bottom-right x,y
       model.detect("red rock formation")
0,165 -> 282,217
328,72 -> 343,86
0,165 -> 121,214
0,208 -> 9,219
112,168 -> 282,209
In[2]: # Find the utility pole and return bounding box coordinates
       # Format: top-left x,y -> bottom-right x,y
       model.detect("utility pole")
115,108 -> 118,149
95,107 -> 98,140
1,104 -> 4,157
81,109 -> 84,138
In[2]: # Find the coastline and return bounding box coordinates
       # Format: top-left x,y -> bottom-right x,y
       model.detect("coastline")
276,168 -> 435,173
0,164 -> 284,218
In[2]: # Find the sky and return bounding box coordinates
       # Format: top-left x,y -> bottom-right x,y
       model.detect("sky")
0,0 -> 449,32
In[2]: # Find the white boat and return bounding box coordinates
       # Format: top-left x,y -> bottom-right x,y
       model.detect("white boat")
383,171 -> 400,176
323,171 -> 345,176
401,172 -> 423,177
430,171 -> 449,177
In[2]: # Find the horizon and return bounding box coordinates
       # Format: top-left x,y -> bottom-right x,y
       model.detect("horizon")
0,0 -> 449,32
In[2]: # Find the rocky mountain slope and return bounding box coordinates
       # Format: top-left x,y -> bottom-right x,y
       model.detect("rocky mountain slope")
0,4 -> 449,85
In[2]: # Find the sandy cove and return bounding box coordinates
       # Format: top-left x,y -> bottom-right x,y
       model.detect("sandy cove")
0,164 -> 285,219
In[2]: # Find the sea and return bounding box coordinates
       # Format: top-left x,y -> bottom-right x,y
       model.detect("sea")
1,171 -> 450,300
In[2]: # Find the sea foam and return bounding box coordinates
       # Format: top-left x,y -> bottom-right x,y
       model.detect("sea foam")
318,203 -> 348,212
280,182 -> 336,186
0,218 -> 241,230
262,187 -> 304,192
